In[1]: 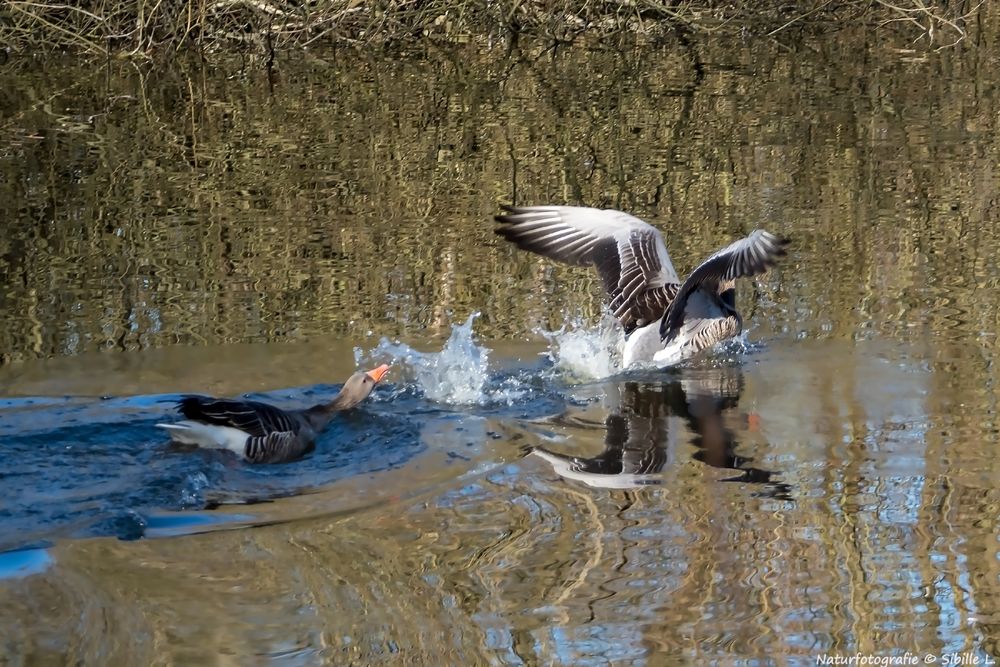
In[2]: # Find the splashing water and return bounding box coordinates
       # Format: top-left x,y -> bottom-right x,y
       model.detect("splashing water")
356,313 -> 526,406
538,316 -> 765,379
179,472 -> 210,508
705,330 -> 760,366
537,313 -> 624,381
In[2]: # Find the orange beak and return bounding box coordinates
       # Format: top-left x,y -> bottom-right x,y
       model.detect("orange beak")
365,364 -> 391,383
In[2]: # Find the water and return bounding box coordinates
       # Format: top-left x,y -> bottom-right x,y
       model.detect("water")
4,23 -> 1000,665
0,315 -> 589,553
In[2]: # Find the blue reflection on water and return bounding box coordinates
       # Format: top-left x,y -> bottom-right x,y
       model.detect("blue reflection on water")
0,364 -> 562,551
0,547 -> 54,580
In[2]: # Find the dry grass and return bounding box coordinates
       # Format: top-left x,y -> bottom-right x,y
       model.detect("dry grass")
0,0 -> 987,58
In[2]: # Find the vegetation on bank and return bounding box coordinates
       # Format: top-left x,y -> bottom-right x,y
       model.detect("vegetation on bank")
0,0 -> 985,58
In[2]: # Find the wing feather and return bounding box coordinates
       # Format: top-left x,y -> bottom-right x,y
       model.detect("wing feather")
659,230 -> 789,343
245,431 -> 311,464
178,396 -> 301,438
495,205 -> 681,333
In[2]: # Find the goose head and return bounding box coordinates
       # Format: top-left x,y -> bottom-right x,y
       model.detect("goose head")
334,364 -> 391,410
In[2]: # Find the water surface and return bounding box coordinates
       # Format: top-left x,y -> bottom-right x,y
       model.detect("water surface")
3,26 -> 1000,664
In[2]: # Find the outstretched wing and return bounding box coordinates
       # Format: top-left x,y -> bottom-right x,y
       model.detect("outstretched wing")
177,396 -> 301,438
495,205 -> 681,334
660,230 -> 789,343
245,431 -> 312,464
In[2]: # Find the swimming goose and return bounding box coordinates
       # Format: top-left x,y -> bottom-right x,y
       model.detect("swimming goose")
494,205 -> 788,368
156,364 -> 390,464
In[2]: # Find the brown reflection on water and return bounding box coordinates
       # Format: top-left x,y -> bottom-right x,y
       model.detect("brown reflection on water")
3,25 -> 1000,367
0,338 -> 369,397
3,16 -> 1000,666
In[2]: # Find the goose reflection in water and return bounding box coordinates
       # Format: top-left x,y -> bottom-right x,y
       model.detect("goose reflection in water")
530,367 -> 790,498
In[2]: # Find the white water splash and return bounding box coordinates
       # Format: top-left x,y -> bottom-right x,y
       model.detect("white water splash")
706,330 -> 758,365
539,317 -> 763,379
179,472 -> 210,508
537,313 -> 624,382
356,313 -> 526,406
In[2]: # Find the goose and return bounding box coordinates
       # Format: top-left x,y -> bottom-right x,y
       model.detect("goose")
156,364 -> 390,464
494,205 -> 789,368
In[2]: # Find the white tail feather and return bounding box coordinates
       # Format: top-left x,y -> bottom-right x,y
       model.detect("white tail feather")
156,421 -> 249,456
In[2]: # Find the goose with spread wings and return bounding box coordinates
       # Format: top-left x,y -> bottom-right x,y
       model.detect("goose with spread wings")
494,205 -> 788,368
156,364 -> 390,464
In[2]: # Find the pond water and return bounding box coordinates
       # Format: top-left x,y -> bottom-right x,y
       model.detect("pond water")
3,25 -> 1000,664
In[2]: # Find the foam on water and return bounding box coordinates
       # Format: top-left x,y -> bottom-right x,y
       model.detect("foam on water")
356,313 -> 527,406
537,313 -> 624,381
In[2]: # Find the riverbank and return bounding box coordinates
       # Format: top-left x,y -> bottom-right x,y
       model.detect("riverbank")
1,0 -> 984,59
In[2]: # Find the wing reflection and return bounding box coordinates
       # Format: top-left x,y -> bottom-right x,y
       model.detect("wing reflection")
531,367 -> 790,497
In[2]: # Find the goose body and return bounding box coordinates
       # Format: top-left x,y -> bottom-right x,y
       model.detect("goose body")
494,205 -> 788,368
156,364 -> 390,464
